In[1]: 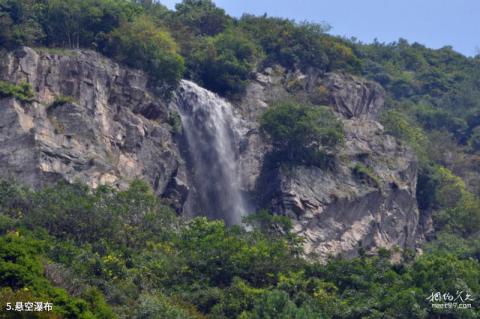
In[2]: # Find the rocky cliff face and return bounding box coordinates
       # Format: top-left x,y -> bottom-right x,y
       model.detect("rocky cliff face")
0,47 -> 422,260
0,47 -> 186,205
237,67 -> 421,259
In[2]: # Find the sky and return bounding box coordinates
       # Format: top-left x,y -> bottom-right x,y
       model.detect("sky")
159,0 -> 479,57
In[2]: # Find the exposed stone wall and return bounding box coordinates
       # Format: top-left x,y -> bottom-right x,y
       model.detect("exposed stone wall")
0,47 -> 186,206
237,67 -> 422,259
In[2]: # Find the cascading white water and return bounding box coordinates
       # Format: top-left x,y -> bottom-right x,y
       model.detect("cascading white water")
174,80 -> 248,225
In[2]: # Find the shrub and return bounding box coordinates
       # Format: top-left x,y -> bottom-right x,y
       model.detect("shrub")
23,180 -> 176,248
106,15 -> 185,91
352,163 -> 380,188
0,179 -> 479,318
260,102 -> 343,165
239,16 -> 329,70
132,293 -> 195,319
167,111 -> 182,134
247,290 -> 298,318
0,80 -> 34,102
414,103 -> 467,138
380,109 -> 428,161
431,167 -> 480,237
190,28 -> 262,96
0,234 -> 115,318
468,126 -> 480,152
48,94 -> 76,110
174,0 -> 231,36
320,35 -> 361,73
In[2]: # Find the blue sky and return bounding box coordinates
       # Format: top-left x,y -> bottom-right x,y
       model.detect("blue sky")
159,0 -> 479,57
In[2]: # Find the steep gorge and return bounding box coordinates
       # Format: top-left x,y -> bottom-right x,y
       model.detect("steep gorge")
0,47 -> 422,259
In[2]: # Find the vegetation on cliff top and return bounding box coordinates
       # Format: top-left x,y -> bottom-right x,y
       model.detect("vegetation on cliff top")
260,101 -> 344,166
0,0 -> 359,95
0,80 -> 34,102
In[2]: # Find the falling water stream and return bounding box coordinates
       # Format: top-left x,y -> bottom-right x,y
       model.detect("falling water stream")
174,80 -> 248,225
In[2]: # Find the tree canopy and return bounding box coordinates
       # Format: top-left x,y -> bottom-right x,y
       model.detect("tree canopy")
0,179 -> 478,318
260,101 -> 344,164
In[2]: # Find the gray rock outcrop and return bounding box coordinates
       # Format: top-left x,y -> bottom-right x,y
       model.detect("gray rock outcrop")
0,47 -> 186,205
237,67 -> 421,259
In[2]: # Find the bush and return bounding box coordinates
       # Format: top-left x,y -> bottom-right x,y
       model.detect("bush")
0,234 -> 115,318
247,290 -> 299,318
41,0 -> 139,49
0,80 -> 34,102
167,111 -> 182,134
48,94 -> 76,110
468,126 -> 480,152
174,0 -> 231,36
414,103 -> 467,138
431,167 -> 480,237
190,28 -> 262,96
0,0 -> 45,48
352,163 -> 380,188
0,179 -> 479,318
320,35 -> 361,73
260,102 -> 343,165
132,293 -> 195,319
380,109 -> 428,161
239,16 -> 329,71
18,180 -> 176,249
106,15 -> 185,91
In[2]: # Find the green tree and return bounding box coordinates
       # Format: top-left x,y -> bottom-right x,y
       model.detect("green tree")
0,0 -> 45,47
468,126 -> 480,152
175,0 -> 230,36
41,0 -> 139,49
432,167 -> 480,237
42,0 -> 82,48
106,15 -> 184,90
380,109 -> 429,161
190,28 -> 262,96
247,290 -> 298,319
0,234 -> 115,318
239,16 -> 328,70
132,293 -> 195,319
260,102 -> 344,164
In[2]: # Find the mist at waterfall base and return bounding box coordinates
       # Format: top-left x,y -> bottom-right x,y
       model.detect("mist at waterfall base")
174,80 -> 249,225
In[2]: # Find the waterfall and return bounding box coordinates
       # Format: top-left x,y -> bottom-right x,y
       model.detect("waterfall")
173,80 -> 248,225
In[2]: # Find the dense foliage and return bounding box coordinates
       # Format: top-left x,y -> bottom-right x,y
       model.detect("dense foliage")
0,0 -> 183,90
105,15 -> 184,89
260,101 -> 344,165
0,180 -> 478,318
1,0 -> 478,99
188,29 -> 262,96
0,0 -> 362,95
0,80 -> 34,102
